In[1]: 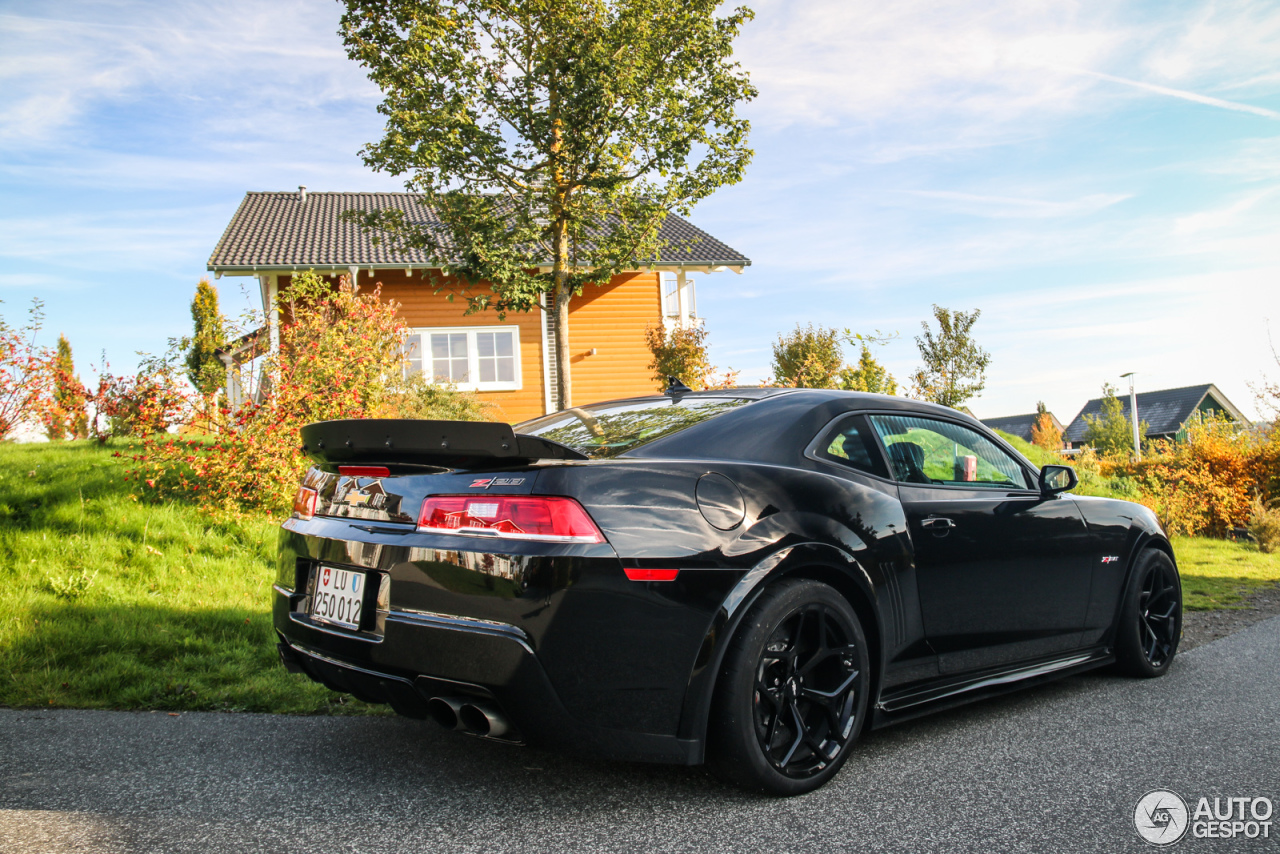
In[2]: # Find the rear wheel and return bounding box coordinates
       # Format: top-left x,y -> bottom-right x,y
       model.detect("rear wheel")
707,579 -> 870,796
1114,549 -> 1182,677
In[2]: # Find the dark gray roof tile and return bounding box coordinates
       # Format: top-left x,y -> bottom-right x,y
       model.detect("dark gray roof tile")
208,192 -> 750,270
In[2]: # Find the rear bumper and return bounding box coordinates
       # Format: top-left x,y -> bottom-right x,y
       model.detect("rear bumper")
273,584 -> 704,765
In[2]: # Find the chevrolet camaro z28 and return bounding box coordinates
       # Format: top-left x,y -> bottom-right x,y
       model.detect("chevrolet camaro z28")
273,387 -> 1182,795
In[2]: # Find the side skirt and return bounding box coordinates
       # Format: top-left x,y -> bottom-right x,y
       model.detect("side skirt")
870,647 -> 1114,728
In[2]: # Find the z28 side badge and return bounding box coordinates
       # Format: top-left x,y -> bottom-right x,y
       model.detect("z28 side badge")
1101,556 -> 1120,564
470,477 -> 527,489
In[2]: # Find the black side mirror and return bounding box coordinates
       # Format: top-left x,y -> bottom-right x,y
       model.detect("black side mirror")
1039,464 -> 1078,496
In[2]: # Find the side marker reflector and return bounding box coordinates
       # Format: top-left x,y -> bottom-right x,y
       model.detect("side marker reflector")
623,568 -> 680,582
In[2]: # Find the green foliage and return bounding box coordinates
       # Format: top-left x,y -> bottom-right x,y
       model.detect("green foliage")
339,0 -> 756,408
644,323 -> 717,391
185,279 -> 226,400
1247,496 -> 1280,554
0,441 -> 386,714
910,305 -> 991,408
839,343 -> 898,395
772,323 -> 844,388
1082,383 -> 1147,457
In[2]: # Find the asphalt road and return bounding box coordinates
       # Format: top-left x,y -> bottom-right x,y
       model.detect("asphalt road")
2,617 -> 1278,854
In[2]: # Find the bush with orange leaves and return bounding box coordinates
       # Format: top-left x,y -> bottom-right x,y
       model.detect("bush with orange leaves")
130,272 -> 409,512
1110,415 -> 1280,537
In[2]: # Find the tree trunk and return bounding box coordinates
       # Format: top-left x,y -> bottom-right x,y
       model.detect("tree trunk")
550,110 -> 573,411
555,281 -> 572,410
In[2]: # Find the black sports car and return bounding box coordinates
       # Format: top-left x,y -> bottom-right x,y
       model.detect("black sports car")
273,387 -> 1181,795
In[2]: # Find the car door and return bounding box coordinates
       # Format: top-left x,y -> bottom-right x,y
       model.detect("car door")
867,413 -> 1093,675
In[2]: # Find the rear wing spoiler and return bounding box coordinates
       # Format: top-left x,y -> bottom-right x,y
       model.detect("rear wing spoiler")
299,419 -> 588,468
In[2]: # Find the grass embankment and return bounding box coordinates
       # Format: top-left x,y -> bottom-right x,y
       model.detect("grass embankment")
1,442 -> 1276,712
0,440 -> 384,714
1170,536 -> 1280,610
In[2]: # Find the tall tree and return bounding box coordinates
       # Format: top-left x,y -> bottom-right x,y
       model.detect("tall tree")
1083,383 -> 1146,456
185,279 -> 226,401
840,344 -> 898,395
910,305 -> 991,408
839,330 -> 898,394
340,0 -> 756,408
45,334 -> 88,440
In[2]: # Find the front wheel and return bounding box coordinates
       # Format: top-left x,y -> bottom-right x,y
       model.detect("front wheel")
707,579 -> 870,796
1114,549 -> 1182,677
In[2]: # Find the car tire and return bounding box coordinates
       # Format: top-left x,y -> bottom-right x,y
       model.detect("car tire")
1114,549 -> 1182,678
707,578 -> 870,796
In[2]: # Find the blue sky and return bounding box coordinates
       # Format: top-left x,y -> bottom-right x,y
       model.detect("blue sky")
2,0 -> 1278,422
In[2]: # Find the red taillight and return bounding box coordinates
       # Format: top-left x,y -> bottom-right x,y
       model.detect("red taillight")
292,486 -> 318,519
417,495 -> 605,543
339,466 -> 390,478
623,568 -> 680,582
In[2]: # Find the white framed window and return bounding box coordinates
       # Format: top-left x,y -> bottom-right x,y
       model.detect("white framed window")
404,326 -> 522,391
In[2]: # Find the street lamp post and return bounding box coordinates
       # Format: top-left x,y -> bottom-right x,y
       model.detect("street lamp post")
1120,372 -> 1140,461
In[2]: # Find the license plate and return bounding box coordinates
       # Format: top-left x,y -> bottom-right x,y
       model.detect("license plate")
310,565 -> 367,631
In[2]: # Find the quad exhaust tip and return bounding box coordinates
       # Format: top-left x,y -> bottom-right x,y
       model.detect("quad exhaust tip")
426,696 -> 516,741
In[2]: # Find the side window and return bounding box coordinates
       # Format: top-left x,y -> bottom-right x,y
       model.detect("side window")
868,414 -> 1030,489
813,414 -> 890,479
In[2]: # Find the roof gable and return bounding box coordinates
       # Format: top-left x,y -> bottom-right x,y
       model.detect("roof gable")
208,191 -> 750,272
1062,383 -> 1243,443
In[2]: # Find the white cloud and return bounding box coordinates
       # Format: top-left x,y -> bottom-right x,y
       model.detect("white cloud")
737,0 -> 1124,133
1174,190 -> 1275,235
1047,66 -> 1279,119
0,3 -> 373,149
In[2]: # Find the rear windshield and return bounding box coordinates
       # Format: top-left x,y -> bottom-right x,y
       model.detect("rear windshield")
517,397 -> 752,459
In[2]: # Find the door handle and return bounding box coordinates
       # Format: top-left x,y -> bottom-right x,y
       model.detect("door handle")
921,517 -> 955,535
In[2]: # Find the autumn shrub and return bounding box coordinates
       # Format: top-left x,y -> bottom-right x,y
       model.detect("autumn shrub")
1029,402 -> 1062,451
1110,417 -> 1280,537
89,356 -> 192,442
130,272 -> 495,513
0,298 -> 54,440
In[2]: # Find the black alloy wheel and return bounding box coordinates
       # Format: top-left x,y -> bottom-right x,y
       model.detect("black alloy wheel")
708,579 -> 870,796
1115,549 -> 1182,677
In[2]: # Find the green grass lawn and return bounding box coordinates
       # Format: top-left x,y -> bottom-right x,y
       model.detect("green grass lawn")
1171,535 -> 1280,610
0,440 -> 385,714
1,441 -> 1276,713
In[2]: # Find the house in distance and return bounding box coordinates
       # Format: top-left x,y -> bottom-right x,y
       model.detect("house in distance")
980,411 -> 1065,445
207,190 -> 750,421
1061,384 -> 1246,450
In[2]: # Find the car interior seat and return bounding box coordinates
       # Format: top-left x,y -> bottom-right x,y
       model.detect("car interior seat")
888,441 -> 931,484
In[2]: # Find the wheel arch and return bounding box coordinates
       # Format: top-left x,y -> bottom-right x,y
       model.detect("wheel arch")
1108,529 -> 1180,642
677,543 -> 887,751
